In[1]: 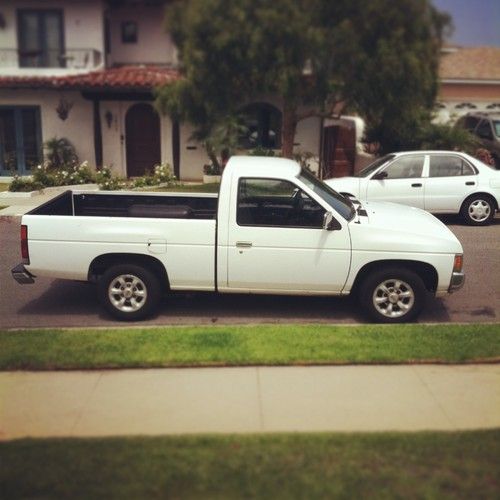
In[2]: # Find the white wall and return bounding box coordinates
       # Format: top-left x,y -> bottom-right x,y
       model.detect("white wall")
0,0 -> 105,75
107,5 -> 177,66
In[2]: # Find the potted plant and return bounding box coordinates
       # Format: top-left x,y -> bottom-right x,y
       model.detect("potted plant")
202,162 -> 222,183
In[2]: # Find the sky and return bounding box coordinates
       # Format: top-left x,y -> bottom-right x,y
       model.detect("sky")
432,0 -> 500,46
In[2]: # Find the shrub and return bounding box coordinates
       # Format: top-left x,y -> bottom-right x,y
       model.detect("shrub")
203,163 -> 221,176
44,137 -> 79,170
95,167 -> 129,191
8,176 -> 43,192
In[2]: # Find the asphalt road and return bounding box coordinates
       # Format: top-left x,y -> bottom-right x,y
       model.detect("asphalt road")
1,215 -> 499,328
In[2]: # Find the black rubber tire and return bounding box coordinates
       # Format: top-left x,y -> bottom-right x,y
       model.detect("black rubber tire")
98,264 -> 162,321
358,267 -> 426,323
460,194 -> 495,226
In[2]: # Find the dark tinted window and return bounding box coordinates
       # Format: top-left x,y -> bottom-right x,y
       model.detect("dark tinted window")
476,120 -> 494,140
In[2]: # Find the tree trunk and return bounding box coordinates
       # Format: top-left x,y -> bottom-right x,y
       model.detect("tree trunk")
281,102 -> 297,158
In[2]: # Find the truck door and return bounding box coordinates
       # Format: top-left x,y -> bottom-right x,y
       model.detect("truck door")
222,177 -> 351,293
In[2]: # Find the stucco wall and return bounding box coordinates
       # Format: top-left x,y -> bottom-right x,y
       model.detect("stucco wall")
107,5 -> 177,66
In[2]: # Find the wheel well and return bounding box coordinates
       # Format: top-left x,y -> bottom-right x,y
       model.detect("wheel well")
351,260 -> 438,293
461,192 -> 498,211
88,253 -> 170,290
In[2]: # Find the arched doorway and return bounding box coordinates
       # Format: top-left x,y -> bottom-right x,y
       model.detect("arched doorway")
125,103 -> 161,177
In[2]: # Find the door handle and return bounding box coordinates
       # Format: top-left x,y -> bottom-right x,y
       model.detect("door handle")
236,241 -> 253,248
411,183 -> 422,188
465,181 -> 475,186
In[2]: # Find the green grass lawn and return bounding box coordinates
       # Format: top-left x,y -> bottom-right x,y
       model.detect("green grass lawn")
1,431 -> 498,499
0,182 -> 10,192
1,323 -> 498,370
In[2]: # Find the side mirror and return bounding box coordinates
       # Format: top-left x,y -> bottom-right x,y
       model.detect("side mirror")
323,211 -> 341,231
372,170 -> 388,180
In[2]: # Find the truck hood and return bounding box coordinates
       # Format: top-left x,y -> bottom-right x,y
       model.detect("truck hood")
349,201 -> 463,254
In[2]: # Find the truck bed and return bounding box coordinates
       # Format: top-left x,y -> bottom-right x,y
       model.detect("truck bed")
30,190 -> 218,220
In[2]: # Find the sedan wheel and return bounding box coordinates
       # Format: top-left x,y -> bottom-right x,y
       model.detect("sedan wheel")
461,195 -> 495,226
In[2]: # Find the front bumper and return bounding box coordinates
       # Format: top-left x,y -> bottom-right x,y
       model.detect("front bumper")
11,263 -> 35,285
448,271 -> 465,293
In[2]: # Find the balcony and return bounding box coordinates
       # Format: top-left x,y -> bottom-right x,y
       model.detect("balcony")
0,48 -> 103,75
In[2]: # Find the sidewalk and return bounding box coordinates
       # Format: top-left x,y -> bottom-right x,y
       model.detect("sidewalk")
1,364 -> 499,439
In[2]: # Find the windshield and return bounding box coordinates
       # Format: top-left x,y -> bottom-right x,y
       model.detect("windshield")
298,169 -> 355,221
356,154 -> 395,177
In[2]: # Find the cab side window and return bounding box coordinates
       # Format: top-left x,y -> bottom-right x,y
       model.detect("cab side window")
429,156 -> 476,177
237,178 -> 325,228
380,156 -> 424,179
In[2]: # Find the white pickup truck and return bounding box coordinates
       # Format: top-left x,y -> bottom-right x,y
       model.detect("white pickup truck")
12,156 -> 465,323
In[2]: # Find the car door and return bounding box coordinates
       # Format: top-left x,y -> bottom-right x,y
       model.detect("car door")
224,177 -> 351,293
424,154 -> 478,212
365,154 -> 426,208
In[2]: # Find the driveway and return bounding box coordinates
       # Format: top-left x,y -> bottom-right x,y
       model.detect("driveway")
0,215 -> 499,328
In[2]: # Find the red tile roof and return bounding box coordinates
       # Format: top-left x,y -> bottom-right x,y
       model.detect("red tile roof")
0,65 -> 180,90
440,46 -> 500,81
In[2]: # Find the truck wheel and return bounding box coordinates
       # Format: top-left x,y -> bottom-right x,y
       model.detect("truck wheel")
460,194 -> 495,226
98,264 -> 162,321
359,267 -> 426,323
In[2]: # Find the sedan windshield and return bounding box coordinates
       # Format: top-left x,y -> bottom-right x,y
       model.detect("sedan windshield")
298,169 -> 355,221
356,154 -> 395,177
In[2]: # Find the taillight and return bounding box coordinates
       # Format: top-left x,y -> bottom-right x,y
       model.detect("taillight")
21,225 -> 30,264
453,254 -> 463,273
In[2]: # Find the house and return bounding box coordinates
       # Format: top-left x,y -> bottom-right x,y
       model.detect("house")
435,46 -> 500,123
0,0 -> 334,181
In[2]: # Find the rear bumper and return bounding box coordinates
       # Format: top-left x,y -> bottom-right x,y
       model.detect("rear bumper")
11,263 -> 35,285
448,271 -> 465,293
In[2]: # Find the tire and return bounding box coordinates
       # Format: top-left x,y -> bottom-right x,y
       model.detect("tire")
359,267 -> 426,323
460,194 -> 495,226
98,264 -> 162,321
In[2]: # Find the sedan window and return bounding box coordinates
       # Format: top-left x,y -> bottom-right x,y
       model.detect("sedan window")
379,156 -> 424,179
429,156 -> 475,177
356,154 -> 395,177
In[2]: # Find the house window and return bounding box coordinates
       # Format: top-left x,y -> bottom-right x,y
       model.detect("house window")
239,103 -> 282,150
0,107 -> 42,176
121,21 -> 138,43
17,10 -> 64,68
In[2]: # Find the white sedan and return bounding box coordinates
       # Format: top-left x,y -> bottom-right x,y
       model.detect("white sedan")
325,151 -> 500,226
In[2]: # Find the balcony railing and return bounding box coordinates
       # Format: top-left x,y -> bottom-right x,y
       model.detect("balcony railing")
0,48 -> 102,72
